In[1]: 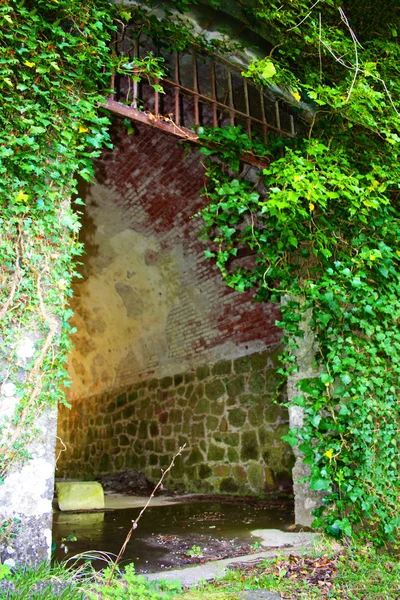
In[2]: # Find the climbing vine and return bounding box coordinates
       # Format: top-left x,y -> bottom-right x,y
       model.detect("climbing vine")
1,0 -> 399,551
196,0 -> 400,546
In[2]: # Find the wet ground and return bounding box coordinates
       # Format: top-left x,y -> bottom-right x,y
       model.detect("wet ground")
52,495 -> 294,573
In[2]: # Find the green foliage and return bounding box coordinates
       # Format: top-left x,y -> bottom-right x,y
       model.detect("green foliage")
2,560 -> 88,599
184,542 -> 400,599
0,0 -> 116,477
88,563 -> 183,599
197,0 -> 400,547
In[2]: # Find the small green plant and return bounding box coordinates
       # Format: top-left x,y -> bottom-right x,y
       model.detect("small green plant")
250,541 -> 263,551
60,533 -> 78,554
89,563 -> 182,599
186,545 -> 203,558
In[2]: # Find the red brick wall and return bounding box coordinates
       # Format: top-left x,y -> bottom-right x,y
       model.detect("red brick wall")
95,120 -> 281,363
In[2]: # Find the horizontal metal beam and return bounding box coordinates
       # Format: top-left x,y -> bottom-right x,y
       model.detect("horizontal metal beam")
104,99 -> 270,169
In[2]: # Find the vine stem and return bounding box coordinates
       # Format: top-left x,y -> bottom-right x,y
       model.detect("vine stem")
106,444 -> 186,585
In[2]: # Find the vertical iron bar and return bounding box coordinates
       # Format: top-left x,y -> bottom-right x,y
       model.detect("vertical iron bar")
228,69 -> 235,126
192,49 -> 200,126
210,61 -> 218,127
154,80 -> 159,115
260,90 -> 267,140
290,114 -> 295,136
132,38 -> 139,109
174,52 -> 180,125
243,79 -> 251,138
110,72 -> 115,101
275,101 -> 282,131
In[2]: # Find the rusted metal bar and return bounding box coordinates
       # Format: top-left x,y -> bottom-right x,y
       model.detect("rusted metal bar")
243,79 -> 251,138
275,101 -> 281,130
192,49 -> 200,125
104,99 -> 270,169
228,69 -> 235,126
174,52 -> 180,125
290,114 -> 295,136
160,77 -> 292,136
260,90 -> 267,139
132,38 -> 139,109
110,72 -> 115,101
154,79 -> 160,115
210,61 -> 218,127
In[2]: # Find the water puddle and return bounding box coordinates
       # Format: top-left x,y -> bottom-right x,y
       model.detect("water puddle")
52,496 -> 294,573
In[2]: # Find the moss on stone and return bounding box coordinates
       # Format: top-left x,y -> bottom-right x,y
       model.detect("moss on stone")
107,402 -> 116,414
123,405 -> 135,419
226,375 -> 245,397
196,365 -> 210,380
212,360 -> 232,376
187,447 -> 204,466
228,408 -> 246,428
128,391 -> 138,402
165,439 -> 176,452
220,477 -> 238,493
154,439 -> 164,453
99,453 -> 111,472
127,422 -> 137,437
241,430 -> 259,461
194,397 -> 210,414
234,355 -> 252,374
264,467 -> 275,490
115,455 -> 125,470
248,404 -> 264,426
205,379 -> 225,400
174,373 -> 184,386
148,379 -> 159,390
172,455 -> 184,477
214,465 -> 231,477
119,434 -> 130,446
160,376 -> 173,389
149,453 -> 158,466
228,447 -> 240,462
169,408 -> 182,424
199,464 -> 212,478
210,399 -> 225,416
249,372 -> 266,394
206,415 -> 219,431
150,421 -> 159,437
247,463 -> 264,490
249,352 -> 269,371
144,440 -> 154,451
208,443 -> 225,461
191,422 -> 205,438
258,427 -> 275,447
138,421 -> 148,439
116,394 -> 127,407
184,372 -> 195,384
265,402 -> 284,423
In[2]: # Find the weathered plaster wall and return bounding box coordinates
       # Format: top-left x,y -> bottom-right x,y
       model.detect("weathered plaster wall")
58,350 -> 294,494
64,121 -> 281,404
58,121 -> 290,494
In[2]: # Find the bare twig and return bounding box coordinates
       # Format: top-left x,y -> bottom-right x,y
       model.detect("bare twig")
287,0 -> 321,32
339,8 -> 361,102
106,444 -> 186,585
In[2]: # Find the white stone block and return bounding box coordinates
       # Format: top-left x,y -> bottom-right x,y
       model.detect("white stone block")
56,482 -> 104,511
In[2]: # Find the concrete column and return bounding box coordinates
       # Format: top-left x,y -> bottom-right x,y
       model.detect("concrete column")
0,334 -> 58,566
284,300 -> 323,527
0,409 -> 58,566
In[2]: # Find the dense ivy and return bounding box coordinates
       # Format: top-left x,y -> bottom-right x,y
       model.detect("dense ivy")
197,0 -> 400,546
1,0 -> 399,550
0,0 -> 116,477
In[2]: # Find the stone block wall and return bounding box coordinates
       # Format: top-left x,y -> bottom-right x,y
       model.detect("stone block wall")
58,347 -> 294,495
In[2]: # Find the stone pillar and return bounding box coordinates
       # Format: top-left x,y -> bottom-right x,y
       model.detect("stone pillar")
284,301 -> 323,527
0,335 -> 58,566
0,408 -> 58,567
